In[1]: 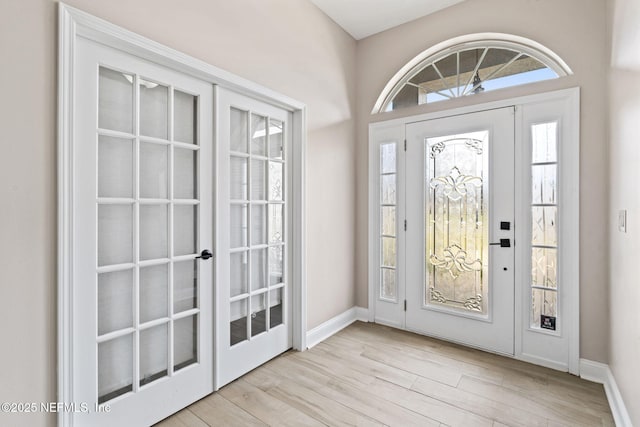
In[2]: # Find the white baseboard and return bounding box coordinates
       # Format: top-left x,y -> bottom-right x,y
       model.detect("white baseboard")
580,359 -> 633,427
306,306 -> 368,349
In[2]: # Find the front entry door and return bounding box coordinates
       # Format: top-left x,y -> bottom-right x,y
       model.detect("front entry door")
405,107 -> 515,355
73,38 -> 214,426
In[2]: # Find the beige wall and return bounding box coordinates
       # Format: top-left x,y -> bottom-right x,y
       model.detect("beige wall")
355,0 -> 610,362
0,0 -> 356,425
607,0 -> 640,424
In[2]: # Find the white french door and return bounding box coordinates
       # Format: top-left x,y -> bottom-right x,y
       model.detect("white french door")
72,38 -> 214,426
216,88 -> 293,388
405,108 -> 515,354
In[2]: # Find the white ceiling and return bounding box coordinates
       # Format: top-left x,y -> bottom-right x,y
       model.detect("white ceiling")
310,0 -> 467,40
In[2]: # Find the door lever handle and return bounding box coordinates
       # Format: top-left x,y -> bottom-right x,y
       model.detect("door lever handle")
196,249 -> 213,260
489,239 -> 511,248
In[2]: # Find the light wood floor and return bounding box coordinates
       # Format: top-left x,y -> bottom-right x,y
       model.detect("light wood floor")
157,322 -> 614,427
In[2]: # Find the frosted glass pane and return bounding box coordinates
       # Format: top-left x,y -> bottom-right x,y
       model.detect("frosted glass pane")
174,148 -> 197,199
381,206 -> 396,236
140,205 -> 168,260
531,289 -> 557,328
230,157 -> 248,200
98,204 -> 133,266
139,264 -> 168,323
230,108 -> 248,153
98,269 -> 133,335
174,205 -> 196,256
268,204 -> 283,243
174,90 -> 196,144
382,237 -> 396,268
532,122 -> 557,163
269,119 -> 283,159
532,206 -> 557,247
270,288 -> 283,327
380,143 -> 396,174
140,323 -> 168,386
251,160 -> 266,200
230,204 -> 248,248
531,247 -> 557,288
532,164 -> 557,204
251,114 -> 267,156
230,299 -> 247,346
381,268 -> 396,299
174,315 -> 198,371
98,136 -> 134,198
230,251 -> 248,297
99,67 -> 133,133
269,161 -> 283,201
251,204 -> 267,245
251,294 -> 266,337
174,260 -> 197,313
98,334 -> 133,404
251,248 -> 267,291
140,142 -> 168,199
381,174 -> 396,204
140,79 -> 168,139
269,246 -> 283,286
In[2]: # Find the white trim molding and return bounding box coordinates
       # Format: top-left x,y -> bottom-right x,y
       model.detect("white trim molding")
580,359 -> 633,427
306,307 -> 369,349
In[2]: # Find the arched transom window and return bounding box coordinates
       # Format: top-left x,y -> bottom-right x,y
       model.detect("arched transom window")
373,33 -> 572,113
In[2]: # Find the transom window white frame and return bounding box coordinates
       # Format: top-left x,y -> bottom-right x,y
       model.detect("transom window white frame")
372,33 -> 574,114
58,4 -> 307,426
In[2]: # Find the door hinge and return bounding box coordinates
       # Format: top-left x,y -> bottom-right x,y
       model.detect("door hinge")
404,139 -> 407,151
404,219 -> 407,231
404,300 -> 407,311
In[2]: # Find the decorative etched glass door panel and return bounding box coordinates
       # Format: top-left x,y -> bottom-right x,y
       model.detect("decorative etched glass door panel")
405,107 -> 515,355
73,38 -> 213,427
426,132 -> 489,314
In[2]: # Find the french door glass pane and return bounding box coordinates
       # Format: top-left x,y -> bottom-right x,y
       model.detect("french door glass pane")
174,205 -> 197,256
174,260 -> 198,312
251,293 -> 267,337
98,204 -> 133,267
140,205 -> 168,260
230,252 -> 249,297
140,79 -> 168,139
230,299 -> 248,346
230,204 -> 248,248
230,157 -> 248,200
174,315 -> 198,371
140,324 -> 168,386
250,114 -> 267,156
251,248 -> 267,291
269,162 -> 283,201
99,67 -> 133,133
98,269 -> 134,335
139,264 -> 169,323
251,204 -> 267,245
98,334 -> 133,404
174,90 -> 197,144
269,120 -> 284,159
140,142 -> 169,199
425,131 -> 489,313
268,204 -> 283,243
251,160 -> 267,200
270,288 -> 283,327
269,246 -> 283,286
174,148 -> 197,199
230,108 -> 248,153
98,136 -> 134,198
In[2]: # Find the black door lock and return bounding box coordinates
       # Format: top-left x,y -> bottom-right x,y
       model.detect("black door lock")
196,249 -> 213,260
500,221 -> 511,230
489,239 -> 511,248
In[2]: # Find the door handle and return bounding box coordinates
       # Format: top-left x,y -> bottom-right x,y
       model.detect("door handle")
489,239 -> 511,248
196,249 -> 213,260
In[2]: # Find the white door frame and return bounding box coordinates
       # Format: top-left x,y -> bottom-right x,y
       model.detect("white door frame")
368,87 -> 580,374
58,4 -> 307,426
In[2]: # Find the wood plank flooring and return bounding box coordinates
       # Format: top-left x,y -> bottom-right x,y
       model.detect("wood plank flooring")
156,322 -> 613,427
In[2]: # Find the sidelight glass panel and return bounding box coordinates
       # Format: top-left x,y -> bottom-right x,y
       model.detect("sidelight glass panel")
230,157 -> 248,200
139,324 -> 168,386
99,67 -> 133,134
98,269 -> 133,335
174,90 -> 197,144
531,288 -> 557,329
251,248 -> 267,291
381,268 -> 397,300
140,79 -> 168,139
98,334 -> 133,404
381,237 -> 396,268
174,205 -> 197,256
532,122 -> 557,163
140,205 -> 168,260
269,119 -> 284,159
380,143 -> 396,174
379,142 -> 397,301
381,206 -> 396,236
139,264 -> 168,323
98,204 -> 133,266
174,260 -> 197,313
251,294 -> 267,337
140,142 -> 169,199
531,247 -> 557,288
98,136 -> 134,198
531,164 -> 557,205
269,288 -> 283,327
251,114 -> 267,156
531,206 -> 557,247
230,204 -> 248,248
230,299 -> 248,346
251,204 -> 267,245
381,174 -> 396,205
174,148 -> 197,199
174,315 -> 198,371
425,131 -> 489,313
230,252 -> 249,297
